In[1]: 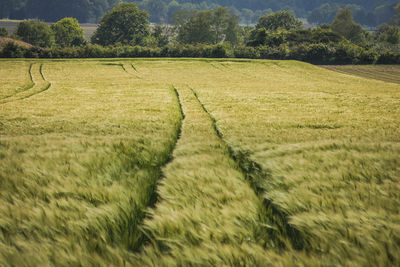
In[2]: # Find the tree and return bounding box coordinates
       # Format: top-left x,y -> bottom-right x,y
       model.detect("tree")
51,18 -> 86,47
240,9 -> 254,25
307,3 -> 340,25
175,8 -> 240,45
373,4 -> 397,26
376,24 -> 400,44
145,24 -> 169,46
16,20 -> 54,47
0,27 -> 8,37
256,11 -> 302,31
212,7 -> 232,44
225,15 -> 241,46
177,10 -> 215,44
91,3 -> 149,46
167,0 -> 181,23
143,0 -> 167,23
331,8 -> 365,44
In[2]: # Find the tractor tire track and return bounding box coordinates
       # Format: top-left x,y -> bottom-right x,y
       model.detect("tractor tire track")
0,63 -> 51,104
190,86 -> 307,250
120,86 -> 184,252
136,85 -> 277,265
123,63 -> 142,79
0,63 -> 34,100
103,62 -> 142,79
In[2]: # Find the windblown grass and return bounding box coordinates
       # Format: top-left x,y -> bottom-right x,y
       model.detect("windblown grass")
136,86 -> 273,265
1,59 -> 399,266
0,61 -> 33,99
0,59 -> 181,265
187,60 -> 400,265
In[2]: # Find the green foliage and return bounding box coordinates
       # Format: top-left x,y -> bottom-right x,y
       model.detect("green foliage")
376,24 -> 400,44
256,11 -> 302,32
396,3 -> 400,17
91,3 -> 150,46
144,24 -> 169,47
307,3 -> 341,25
331,8 -> 366,45
141,0 -> 167,23
0,42 -> 25,57
175,7 -> 240,45
1,0 -> 399,26
0,27 -> 8,37
225,15 -> 241,46
177,10 -> 215,44
16,20 -> 54,47
51,18 -> 85,47
247,28 -> 343,47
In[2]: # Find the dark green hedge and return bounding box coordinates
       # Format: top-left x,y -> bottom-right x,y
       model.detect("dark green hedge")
1,41 -> 399,64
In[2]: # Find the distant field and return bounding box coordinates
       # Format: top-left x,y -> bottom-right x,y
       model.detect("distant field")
322,65 -> 400,84
0,20 -> 98,41
0,59 -> 399,266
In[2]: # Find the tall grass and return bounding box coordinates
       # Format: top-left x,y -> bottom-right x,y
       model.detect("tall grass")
137,86 -> 273,265
0,59 -> 182,265
0,60 -> 33,99
189,60 -> 400,265
1,58 -> 399,265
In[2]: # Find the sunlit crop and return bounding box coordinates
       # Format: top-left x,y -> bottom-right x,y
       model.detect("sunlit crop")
1,59 -> 399,266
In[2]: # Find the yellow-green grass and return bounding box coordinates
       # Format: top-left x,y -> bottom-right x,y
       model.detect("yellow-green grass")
322,65 -> 400,84
0,61 -> 33,99
1,59 -> 399,266
0,59 -> 182,265
136,86 -> 273,265
184,60 -> 400,265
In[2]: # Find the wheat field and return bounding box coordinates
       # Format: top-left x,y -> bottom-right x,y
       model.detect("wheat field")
0,59 -> 399,266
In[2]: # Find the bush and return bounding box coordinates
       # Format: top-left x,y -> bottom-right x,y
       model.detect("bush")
306,43 -> 335,63
234,46 -> 260,58
377,51 -> 400,64
0,41 -> 396,64
16,20 -> 54,47
0,27 -> 8,37
0,42 -> 27,58
51,18 -> 86,47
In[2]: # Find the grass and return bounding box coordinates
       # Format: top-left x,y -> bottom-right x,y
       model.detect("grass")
0,59 -> 182,265
187,60 -> 400,266
0,58 -> 399,266
136,85 -> 272,265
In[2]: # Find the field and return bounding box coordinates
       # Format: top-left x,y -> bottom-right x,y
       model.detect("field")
0,59 -> 399,266
322,65 -> 400,84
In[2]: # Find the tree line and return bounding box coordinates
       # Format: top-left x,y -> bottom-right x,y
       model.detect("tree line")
1,0 -> 399,26
1,3 -> 400,64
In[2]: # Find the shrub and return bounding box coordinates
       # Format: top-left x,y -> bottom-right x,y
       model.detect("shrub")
0,42 -> 27,58
0,27 -> 8,37
16,20 -> 54,47
51,18 -> 86,47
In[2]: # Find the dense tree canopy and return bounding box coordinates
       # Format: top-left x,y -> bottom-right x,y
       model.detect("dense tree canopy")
16,20 -> 54,47
1,0 -> 399,26
376,24 -> 400,44
91,3 -> 150,46
175,7 -> 240,45
0,27 -> 8,37
256,11 -> 302,31
51,18 -> 86,47
331,8 -> 366,44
